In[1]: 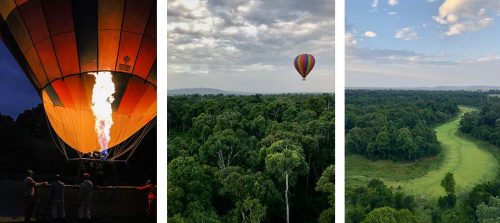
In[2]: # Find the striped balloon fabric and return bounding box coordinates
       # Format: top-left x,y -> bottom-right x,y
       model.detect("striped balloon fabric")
293,54 -> 315,80
0,0 -> 156,153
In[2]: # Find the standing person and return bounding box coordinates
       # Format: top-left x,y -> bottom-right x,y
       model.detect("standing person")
78,173 -> 93,223
136,180 -> 157,219
49,175 -> 65,223
23,170 -> 48,223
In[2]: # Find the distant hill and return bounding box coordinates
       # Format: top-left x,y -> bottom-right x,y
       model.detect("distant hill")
167,88 -> 253,95
348,86 -> 500,91
168,88 -> 333,95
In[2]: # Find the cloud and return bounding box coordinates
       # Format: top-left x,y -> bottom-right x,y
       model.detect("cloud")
388,11 -> 397,15
433,0 -> 500,35
348,47 -> 455,65
372,0 -> 379,8
346,32 -> 357,46
167,0 -> 334,92
394,26 -> 418,40
388,0 -> 398,6
347,56 -> 500,88
363,31 -> 377,38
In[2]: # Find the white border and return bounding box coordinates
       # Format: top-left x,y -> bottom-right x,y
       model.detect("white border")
157,0 -> 168,222
335,0 -> 345,222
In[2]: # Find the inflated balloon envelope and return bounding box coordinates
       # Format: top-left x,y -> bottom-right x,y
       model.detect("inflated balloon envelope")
294,54 -> 315,81
0,0 -> 157,158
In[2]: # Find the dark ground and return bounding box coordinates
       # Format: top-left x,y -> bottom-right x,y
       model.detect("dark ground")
0,179 -> 155,223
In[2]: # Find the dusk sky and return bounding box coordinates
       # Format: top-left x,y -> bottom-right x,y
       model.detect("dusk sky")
0,43 -> 40,118
167,0 -> 335,93
347,0 -> 500,88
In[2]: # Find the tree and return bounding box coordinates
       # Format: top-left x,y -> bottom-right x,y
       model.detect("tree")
215,167 -> 281,222
168,156 -> 217,219
396,128 -> 417,160
316,165 -> 334,223
237,198 -> 267,223
438,193 -> 456,209
476,196 -> 500,223
361,207 -> 415,223
438,172 -> 457,210
351,179 -> 395,210
441,172 -> 456,194
200,130 -> 247,170
262,140 -> 309,223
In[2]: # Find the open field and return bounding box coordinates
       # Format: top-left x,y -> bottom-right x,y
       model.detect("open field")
347,107 -> 499,198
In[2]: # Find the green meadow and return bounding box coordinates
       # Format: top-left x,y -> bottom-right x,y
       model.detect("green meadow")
347,107 -> 499,198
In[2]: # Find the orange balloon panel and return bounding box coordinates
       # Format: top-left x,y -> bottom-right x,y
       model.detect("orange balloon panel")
0,0 -> 156,91
42,74 -> 156,153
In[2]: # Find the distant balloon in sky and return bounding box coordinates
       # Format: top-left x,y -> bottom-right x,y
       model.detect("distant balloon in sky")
294,54 -> 315,81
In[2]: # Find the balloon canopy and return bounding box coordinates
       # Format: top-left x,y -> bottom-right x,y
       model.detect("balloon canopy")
0,0 -> 156,154
294,54 -> 315,80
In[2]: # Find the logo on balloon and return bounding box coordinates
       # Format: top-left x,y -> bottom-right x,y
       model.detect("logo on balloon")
119,55 -> 131,71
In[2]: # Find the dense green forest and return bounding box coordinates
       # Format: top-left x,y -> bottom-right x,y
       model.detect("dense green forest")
459,96 -> 500,146
0,104 -> 156,184
346,90 -> 500,223
345,90 -> 467,161
167,94 -> 334,223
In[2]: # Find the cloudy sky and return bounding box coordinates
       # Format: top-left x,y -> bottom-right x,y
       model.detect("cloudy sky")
347,0 -> 500,88
167,0 -> 335,93
0,44 -> 40,118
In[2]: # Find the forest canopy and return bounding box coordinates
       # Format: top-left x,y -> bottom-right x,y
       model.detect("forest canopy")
167,94 -> 335,223
344,90 -> 488,161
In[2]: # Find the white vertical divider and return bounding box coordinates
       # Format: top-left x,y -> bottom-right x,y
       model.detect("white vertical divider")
334,0 -> 345,222
157,0 -> 168,222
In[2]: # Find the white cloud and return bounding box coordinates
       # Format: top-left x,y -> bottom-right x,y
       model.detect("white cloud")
388,11 -> 397,15
394,27 -> 418,40
363,31 -> 377,38
347,55 -> 500,88
347,47 -> 454,65
388,0 -> 398,6
372,0 -> 379,8
346,32 -> 357,46
433,0 -> 500,35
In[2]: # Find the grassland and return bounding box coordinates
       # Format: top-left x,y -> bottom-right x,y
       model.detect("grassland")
346,107 -> 499,198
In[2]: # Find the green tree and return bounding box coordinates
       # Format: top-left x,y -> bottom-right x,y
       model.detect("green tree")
361,207 -> 415,223
438,193 -> 457,209
261,140 -> 309,223
168,156 -> 217,219
316,165 -> 334,223
476,196 -> 500,223
351,179 -> 395,210
441,172 -> 456,194
237,198 -> 267,223
200,129 -> 247,170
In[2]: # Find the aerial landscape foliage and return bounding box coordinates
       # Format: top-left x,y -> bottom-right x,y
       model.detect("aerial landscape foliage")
346,90 -> 500,223
167,94 -> 334,223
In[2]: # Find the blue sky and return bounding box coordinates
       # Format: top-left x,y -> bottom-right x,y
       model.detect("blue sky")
347,0 -> 500,87
0,43 -> 40,118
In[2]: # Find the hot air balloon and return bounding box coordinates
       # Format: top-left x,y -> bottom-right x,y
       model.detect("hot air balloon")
294,54 -> 315,81
0,0 -> 156,160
